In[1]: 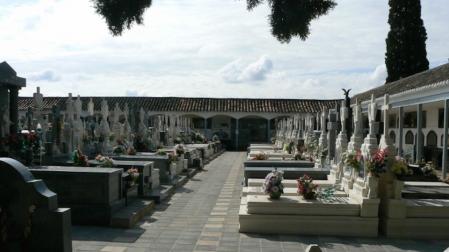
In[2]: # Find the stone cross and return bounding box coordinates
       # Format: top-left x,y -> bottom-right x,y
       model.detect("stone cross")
340,100 -> 348,133
353,98 -> 362,136
87,98 -> 94,116
66,93 -> 74,123
381,94 -> 391,137
368,94 -> 377,137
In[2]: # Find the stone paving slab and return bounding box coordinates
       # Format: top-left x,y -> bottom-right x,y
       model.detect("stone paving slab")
73,152 -> 449,252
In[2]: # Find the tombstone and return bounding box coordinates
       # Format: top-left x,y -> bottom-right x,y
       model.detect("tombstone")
112,102 -> 122,142
99,99 -> 111,153
327,108 -> 338,163
359,94 -> 379,199
330,100 -> 348,185
72,96 -> 84,150
0,158 -> 71,251
315,108 -> 328,168
378,94 -> 395,154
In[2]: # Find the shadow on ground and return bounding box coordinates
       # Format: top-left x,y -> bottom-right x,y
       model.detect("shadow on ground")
72,226 -> 145,243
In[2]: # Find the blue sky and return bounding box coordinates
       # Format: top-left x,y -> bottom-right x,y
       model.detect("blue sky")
1,0 -> 448,99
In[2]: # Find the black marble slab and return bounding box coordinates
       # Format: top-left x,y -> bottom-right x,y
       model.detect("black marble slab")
112,155 -> 171,184
29,166 -> 124,225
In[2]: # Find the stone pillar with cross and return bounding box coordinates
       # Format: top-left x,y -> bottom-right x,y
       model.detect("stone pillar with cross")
379,94 -> 395,155
330,100 -> 349,184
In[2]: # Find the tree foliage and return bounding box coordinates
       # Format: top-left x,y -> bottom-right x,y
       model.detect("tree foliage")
92,0 -> 152,36
385,0 -> 429,83
247,0 -> 337,43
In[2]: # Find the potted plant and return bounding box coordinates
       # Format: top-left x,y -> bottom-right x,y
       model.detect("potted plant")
297,174 -> 318,200
262,169 -> 284,199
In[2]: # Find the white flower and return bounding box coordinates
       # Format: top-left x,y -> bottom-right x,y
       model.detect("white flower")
271,186 -> 279,193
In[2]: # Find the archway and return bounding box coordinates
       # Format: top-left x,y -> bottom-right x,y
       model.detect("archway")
237,116 -> 269,150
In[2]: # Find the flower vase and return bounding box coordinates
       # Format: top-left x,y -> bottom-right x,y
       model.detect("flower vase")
302,191 -> 316,200
269,191 -> 282,199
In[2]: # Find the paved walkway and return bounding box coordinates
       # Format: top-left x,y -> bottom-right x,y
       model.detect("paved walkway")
73,152 -> 449,252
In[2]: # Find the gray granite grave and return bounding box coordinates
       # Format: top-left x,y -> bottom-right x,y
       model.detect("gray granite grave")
0,158 -> 71,252
113,155 -> 171,184
89,160 -> 153,197
29,166 -> 124,226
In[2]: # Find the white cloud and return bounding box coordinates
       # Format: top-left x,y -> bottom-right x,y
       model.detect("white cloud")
126,90 -> 139,96
0,0 -> 447,99
27,69 -> 61,82
220,56 -> 273,83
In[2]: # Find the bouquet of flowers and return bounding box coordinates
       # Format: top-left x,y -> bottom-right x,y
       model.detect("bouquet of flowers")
252,152 -> 268,160
126,168 -> 140,186
344,150 -> 362,171
72,149 -> 89,167
297,174 -> 318,200
262,169 -> 284,199
391,156 -> 409,178
95,154 -> 114,167
366,148 -> 388,177
174,144 -> 185,156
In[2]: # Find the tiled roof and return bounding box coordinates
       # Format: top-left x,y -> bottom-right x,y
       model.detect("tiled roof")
18,96 -> 341,114
352,63 -> 449,103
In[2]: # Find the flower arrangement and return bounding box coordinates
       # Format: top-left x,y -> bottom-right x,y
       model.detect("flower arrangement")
262,169 -> 284,199
72,149 -> 89,167
95,154 -> 114,167
174,144 -> 185,156
366,148 -> 388,177
194,132 -> 205,143
344,150 -> 362,171
126,168 -> 140,185
297,174 -> 318,200
252,152 -> 268,160
127,146 -> 136,155
391,156 -> 409,177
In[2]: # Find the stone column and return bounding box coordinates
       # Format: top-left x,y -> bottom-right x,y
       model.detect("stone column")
398,107 -> 404,157
416,104 -> 423,163
443,99 -> 449,179
9,86 -> 19,134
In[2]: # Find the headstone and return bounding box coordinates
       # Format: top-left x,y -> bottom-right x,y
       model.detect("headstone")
327,108 -> 338,163
0,158 -> 71,251
332,100 -> 348,184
